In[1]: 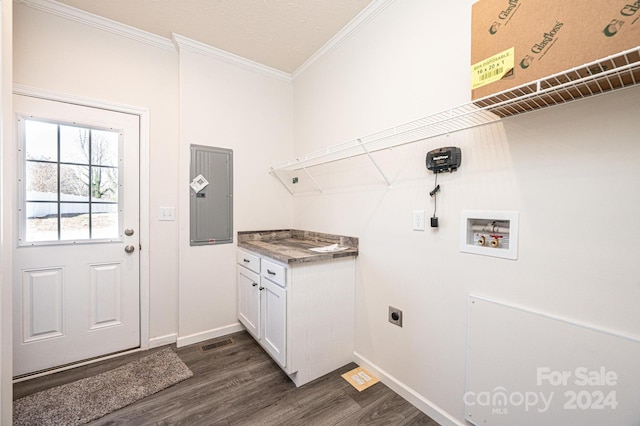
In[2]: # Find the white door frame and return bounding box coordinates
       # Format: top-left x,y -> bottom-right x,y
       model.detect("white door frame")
12,84 -> 150,372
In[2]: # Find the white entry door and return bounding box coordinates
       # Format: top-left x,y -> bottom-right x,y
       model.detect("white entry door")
13,94 -> 140,377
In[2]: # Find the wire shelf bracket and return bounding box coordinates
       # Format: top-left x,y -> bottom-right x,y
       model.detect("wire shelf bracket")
303,166 -> 324,193
359,138 -> 392,188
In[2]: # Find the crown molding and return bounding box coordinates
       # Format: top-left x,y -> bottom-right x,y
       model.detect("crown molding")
16,0 -> 393,82
172,34 -> 292,83
292,0 -> 395,80
16,0 -> 176,52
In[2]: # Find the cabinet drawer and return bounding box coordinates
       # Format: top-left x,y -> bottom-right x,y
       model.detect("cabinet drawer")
262,259 -> 286,288
237,250 -> 260,273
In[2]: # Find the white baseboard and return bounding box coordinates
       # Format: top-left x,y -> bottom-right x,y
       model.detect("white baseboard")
149,333 -> 178,349
353,351 -> 465,426
176,323 -> 245,348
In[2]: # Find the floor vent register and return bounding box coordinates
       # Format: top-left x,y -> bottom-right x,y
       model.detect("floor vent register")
200,338 -> 234,352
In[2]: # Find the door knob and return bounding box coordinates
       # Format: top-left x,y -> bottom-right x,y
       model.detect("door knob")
124,228 -> 135,236
124,245 -> 135,254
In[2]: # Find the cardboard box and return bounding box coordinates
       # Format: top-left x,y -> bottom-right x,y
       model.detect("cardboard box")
471,0 -> 640,100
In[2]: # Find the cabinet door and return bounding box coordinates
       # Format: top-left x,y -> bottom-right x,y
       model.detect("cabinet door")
237,266 -> 261,339
262,278 -> 287,368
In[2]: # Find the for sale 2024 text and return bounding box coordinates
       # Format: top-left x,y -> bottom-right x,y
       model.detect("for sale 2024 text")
537,367 -> 618,410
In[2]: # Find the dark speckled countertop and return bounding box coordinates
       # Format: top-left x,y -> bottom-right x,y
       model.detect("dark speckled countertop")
237,229 -> 358,264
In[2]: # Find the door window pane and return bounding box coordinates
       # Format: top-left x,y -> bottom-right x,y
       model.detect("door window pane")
60,125 -> 90,164
60,203 -> 90,240
91,166 -> 118,202
25,202 -> 58,242
60,165 -> 89,201
92,204 -> 119,239
25,120 -> 58,161
25,162 -> 57,201
92,130 -> 119,166
20,117 -> 121,244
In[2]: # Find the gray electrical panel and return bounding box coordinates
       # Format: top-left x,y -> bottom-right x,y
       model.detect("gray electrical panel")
190,145 -> 233,246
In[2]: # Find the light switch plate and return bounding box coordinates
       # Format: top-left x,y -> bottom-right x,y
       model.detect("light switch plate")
159,206 -> 175,221
413,210 -> 425,231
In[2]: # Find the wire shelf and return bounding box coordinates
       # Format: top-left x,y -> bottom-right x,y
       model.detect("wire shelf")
270,47 -> 640,195
271,46 -> 640,176
474,47 -> 640,118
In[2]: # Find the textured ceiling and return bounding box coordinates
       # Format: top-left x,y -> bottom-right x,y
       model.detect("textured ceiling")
53,0 -> 374,74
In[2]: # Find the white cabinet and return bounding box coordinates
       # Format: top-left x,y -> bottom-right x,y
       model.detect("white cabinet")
237,265 -> 260,339
261,278 -> 286,367
237,249 -> 288,368
237,247 -> 356,387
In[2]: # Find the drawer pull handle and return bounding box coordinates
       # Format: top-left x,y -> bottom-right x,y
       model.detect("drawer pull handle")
252,282 -> 258,287
259,286 -> 264,291
267,269 -> 276,275
243,259 -> 250,263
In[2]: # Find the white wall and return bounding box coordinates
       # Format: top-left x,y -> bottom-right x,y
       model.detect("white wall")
12,3 -> 180,343
1,0 -> 13,422
176,46 -> 293,344
292,0 -> 640,423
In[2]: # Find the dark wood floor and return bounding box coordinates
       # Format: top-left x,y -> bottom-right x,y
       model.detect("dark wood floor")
14,331 -> 439,425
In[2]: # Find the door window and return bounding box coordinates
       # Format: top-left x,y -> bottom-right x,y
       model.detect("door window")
18,117 -> 122,244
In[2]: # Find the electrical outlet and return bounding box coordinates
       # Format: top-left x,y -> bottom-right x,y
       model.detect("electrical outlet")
413,210 -> 425,231
388,306 -> 403,327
